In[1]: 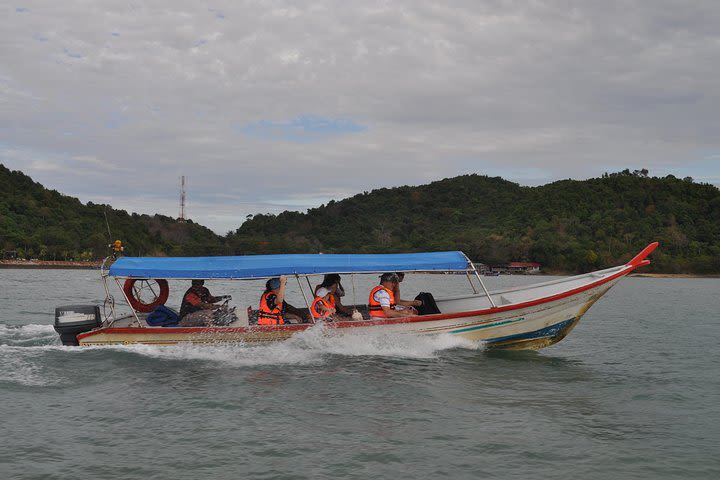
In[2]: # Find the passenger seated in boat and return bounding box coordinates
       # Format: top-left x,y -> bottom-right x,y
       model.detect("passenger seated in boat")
310,288 -> 337,321
258,276 -> 306,325
368,273 -> 416,318
179,280 -> 231,327
394,272 -> 441,315
392,272 -> 423,312
314,274 -> 351,316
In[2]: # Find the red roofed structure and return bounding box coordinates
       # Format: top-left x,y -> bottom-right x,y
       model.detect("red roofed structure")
507,262 -> 541,273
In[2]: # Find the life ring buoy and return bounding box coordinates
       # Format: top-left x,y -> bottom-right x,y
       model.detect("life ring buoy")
123,279 -> 170,312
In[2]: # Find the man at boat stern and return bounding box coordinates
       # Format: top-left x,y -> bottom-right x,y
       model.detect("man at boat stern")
179,280 -> 230,326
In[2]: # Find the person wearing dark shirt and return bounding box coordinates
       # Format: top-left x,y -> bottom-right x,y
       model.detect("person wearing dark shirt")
179,280 -> 230,326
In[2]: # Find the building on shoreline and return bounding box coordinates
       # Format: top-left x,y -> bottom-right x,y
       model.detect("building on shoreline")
485,261 -> 542,275
506,262 -> 541,274
0,259 -> 100,269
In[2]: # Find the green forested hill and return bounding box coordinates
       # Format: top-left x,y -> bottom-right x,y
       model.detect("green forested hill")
226,171 -> 720,273
0,164 -> 224,260
2,163 -> 719,273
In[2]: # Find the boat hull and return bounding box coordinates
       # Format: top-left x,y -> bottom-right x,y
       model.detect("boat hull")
77,278 -> 619,349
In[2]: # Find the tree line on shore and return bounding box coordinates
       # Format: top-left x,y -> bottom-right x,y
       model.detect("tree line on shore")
0,164 -> 222,262
1,163 -> 719,273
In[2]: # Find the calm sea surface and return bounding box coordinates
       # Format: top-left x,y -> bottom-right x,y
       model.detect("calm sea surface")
1,269 -> 719,479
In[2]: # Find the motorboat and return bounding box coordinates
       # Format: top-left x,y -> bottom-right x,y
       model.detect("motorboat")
54,243 -> 658,350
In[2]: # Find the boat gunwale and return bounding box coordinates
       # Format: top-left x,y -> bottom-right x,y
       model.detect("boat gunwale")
439,265 -> 626,303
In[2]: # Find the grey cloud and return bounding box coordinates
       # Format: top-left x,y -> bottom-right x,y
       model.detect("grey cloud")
1,1 -> 719,233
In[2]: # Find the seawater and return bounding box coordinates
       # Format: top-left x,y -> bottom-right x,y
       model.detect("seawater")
1,269 -> 719,480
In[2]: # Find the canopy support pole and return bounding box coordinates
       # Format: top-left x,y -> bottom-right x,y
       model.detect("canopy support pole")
101,274 -> 117,324
461,253 -> 497,309
465,271 -> 478,294
114,277 -> 143,326
472,264 -> 496,308
351,274 -> 357,308
296,274 -> 315,324
100,256 -> 117,324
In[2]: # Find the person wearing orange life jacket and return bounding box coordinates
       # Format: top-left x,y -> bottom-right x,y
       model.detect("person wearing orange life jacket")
368,273 -> 416,318
310,289 -> 336,320
314,274 -> 351,316
258,276 -> 305,325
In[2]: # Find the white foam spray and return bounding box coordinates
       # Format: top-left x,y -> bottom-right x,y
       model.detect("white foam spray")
0,323 -> 58,346
0,322 -> 485,372
107,323 -> 484,367
0,345 -> 55,386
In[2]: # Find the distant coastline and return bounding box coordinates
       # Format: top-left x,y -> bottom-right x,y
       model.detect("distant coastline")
629,273 -> 720,279
4,165 -> 720,275
0,260 -> 101,270
0,259 -> 716,278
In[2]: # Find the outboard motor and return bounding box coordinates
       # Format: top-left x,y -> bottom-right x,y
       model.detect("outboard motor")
54,305 -> 102,346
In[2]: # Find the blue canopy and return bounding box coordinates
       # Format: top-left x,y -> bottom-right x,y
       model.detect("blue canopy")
108,251 -> 470,279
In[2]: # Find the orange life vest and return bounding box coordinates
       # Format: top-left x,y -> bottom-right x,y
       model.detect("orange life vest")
258,291 -> 284,325
311,297 -> 333,319
368,285 -> 396,318
314,286 -> 338,310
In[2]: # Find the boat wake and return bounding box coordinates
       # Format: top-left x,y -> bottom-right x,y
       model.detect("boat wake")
113,323 -> 484,366
0,322 -> 485,379
0,324 -> 62,387
0,323 -> 59,347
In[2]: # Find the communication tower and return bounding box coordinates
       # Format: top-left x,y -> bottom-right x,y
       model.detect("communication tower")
179,176 -> 187,222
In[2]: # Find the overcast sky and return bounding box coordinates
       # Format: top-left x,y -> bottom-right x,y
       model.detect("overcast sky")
2,1 -> 719,233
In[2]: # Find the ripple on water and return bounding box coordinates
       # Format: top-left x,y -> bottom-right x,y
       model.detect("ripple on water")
2,273 -> 720,479
0,321 -> 484,390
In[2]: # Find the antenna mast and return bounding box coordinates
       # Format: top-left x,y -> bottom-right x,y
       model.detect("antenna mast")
179,175 -> 187,222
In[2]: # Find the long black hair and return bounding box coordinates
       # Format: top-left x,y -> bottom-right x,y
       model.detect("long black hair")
318,274 -> 341,289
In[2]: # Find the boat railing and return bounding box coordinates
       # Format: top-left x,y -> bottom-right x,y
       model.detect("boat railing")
460,252 -> 497,308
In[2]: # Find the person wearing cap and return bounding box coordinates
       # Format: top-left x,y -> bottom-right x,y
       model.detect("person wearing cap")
258,276 -> 305,325
179,279 -> 230,326
314,274 -> 351,316
368,273 -> 416,318
310,287 -> 337,320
